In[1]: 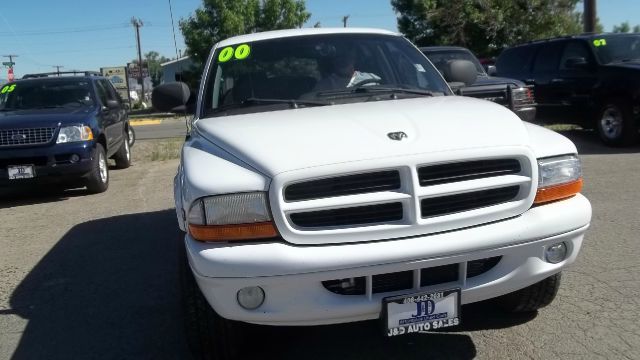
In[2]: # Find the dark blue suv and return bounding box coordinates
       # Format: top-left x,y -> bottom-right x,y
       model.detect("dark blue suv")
0,72 -> 132,193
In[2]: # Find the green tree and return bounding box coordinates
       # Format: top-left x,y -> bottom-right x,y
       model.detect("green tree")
634,25 -> 640,33
180,0 -> 310,66
392,0 -> 584,57
613,21 -> 631,33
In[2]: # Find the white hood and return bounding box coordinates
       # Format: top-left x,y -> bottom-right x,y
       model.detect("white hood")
195,96 -> 530,176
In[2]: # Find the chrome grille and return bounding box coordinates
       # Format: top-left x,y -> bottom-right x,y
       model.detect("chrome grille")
0,127 -> 56,147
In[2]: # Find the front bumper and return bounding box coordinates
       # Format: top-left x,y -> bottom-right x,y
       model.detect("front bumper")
514,106 -> 536,122
0,141 -> 95,186
187,194 -> 591,326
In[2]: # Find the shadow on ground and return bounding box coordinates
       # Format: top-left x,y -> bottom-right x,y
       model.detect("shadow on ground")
8,209 -> 189,359
554,128 -> 640,155
8,210 -> 537,359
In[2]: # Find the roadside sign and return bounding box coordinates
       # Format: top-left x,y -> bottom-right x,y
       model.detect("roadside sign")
2,61 -> 15,67
7,67 -> 14,82
101,66 -> 130,102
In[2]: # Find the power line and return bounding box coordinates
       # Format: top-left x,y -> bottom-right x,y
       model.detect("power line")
168,0 -> 181,61
0,24 -> 131,36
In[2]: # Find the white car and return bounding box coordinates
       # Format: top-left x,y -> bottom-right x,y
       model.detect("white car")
153,28 -> 591,359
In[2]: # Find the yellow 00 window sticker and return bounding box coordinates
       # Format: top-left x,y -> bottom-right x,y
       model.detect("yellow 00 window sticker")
218,44 -> 251,63
1,84 -> 16,94
593,39 -> 607,47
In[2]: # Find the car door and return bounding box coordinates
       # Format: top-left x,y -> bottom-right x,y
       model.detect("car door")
102,79 -> 126,144
530,40 -> 565,115
95,80 -> 119,152
555,40 -> 599,116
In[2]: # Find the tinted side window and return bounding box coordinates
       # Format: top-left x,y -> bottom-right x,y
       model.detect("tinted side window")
532,41 -> 564,74
99,80 -> 117,102
95,81 -> 109,105
559,41 -> 592,70
496,45 -> 536,77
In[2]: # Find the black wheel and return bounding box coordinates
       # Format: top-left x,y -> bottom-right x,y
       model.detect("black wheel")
113,132 -> 131,169
85,143 -> 109,193
179,232 -> 244,360
596,101 -> 639,146
497,273 -> 562,313
127,126 -> 136,147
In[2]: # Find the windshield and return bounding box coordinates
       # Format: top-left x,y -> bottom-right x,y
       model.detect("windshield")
0,79 -> 95,111
591,34 -> 640,64
203,33 -> 450,116
423,49 -> 486,75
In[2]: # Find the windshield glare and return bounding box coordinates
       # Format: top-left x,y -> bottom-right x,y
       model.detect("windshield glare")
0,80 -> 95,111
203,34 -> 451,116
592,35 -> 640,64
423,50 -> 486,75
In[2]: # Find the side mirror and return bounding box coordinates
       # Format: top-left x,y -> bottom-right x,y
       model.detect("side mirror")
106,99 -> 120,110
564,57 -> 588,69
444,60 -> 477,87
152,82 -> 191,112
487,65 -> 497,76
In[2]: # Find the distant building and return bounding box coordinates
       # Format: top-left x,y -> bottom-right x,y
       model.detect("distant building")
161,56 -> 193,84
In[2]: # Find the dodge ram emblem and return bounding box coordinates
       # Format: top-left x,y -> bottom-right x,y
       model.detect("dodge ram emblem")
387,131 -> 408,141
11,134 -> 27,141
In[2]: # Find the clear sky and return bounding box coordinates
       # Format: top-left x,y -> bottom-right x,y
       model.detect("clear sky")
0,0 -> 637,79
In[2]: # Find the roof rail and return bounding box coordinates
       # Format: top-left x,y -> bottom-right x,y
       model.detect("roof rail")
22,71 -> 102,79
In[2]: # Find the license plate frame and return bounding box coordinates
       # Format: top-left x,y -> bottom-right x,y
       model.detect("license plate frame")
382,288 -> 461,337
7,165 -> 35,180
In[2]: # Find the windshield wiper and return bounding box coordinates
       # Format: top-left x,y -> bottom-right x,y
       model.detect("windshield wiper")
317,86 -> 437,97
213,97 -> 331,113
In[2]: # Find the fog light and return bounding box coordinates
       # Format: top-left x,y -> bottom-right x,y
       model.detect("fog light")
545,242 -> 568,264
70,154 -> 80,163
237,286 -> 265,310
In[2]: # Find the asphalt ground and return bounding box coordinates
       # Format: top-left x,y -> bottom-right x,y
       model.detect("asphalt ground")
131,116 -> 189,141
1,130 -> 639,359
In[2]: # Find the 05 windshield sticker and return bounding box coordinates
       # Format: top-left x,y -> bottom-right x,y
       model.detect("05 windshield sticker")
218,44 -> 251,62
593,39 -> 607,47
0,84 -> 16,94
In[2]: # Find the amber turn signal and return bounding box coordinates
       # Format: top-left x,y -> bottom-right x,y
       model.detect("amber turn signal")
534,178 -> 583,205
189,222 -> 278,242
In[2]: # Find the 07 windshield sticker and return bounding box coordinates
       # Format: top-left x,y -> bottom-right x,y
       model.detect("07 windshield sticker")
0,84 -> 16,94
593,39 -> 607,47
218,44 -> 251,62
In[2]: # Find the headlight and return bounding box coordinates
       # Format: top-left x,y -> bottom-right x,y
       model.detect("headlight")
510,86 -> 535,107
57,125 -> 93,143
187,192 -> 278,242
534,155 -> 583,204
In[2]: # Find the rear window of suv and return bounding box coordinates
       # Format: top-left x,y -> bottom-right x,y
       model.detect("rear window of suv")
496,45 -> 537,77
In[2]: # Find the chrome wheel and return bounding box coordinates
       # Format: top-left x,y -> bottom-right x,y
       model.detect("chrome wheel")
125,136 -> 130,161
128,127 -> 135,146
600,105 -> 624,140
99,152 -> 107,183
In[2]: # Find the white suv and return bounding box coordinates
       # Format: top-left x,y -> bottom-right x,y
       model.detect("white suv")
153,28 -> 591,359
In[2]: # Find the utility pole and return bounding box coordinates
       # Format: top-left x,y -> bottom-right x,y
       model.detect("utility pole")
584,0 -> 596,33
53,65 -> 64,76
342,15 -> 350,28
131,17 -> 145,103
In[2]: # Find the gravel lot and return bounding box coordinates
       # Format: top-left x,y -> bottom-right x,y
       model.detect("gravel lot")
1,131 -> 639,359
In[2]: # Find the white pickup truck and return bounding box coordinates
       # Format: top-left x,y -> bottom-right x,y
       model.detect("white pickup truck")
153,28 -> 591,359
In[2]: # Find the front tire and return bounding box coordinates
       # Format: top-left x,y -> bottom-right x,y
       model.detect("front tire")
179,232 -> 244,360
85,143 -> 109,193
596,101 -> 638,146
497,273 -> 562,313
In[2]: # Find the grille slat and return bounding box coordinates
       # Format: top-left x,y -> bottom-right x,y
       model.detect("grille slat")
421,186 -> 520,218
418,159 -> 521,186
285,170 -> 401,202
0,127 -> 56,147
289,202 -> 403,228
